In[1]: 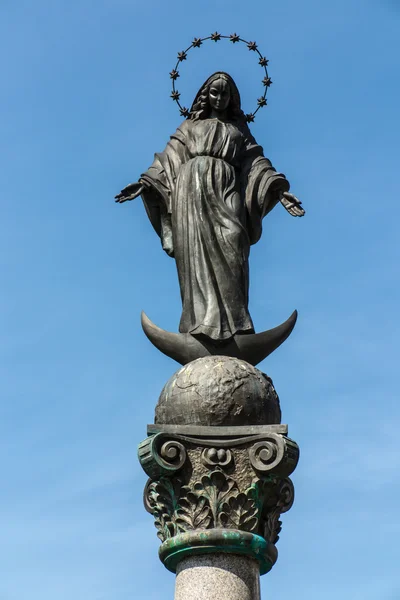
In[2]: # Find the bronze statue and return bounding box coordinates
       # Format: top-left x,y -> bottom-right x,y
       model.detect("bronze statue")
115,69 -> 305,366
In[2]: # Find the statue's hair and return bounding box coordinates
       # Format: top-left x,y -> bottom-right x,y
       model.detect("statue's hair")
190,72 -> 246,123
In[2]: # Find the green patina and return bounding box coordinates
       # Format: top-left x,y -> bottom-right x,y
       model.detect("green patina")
145,467 -> 287,547
159,529 -> 275,575
138,433 -> 183,480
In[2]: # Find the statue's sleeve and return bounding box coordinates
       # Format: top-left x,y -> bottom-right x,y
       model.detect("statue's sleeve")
140,122 -> 190,257
240,125 -> 290,245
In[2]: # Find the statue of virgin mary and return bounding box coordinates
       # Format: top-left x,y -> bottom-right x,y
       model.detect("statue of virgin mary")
115,72 -> 304,360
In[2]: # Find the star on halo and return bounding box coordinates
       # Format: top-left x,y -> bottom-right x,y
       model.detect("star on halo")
179,107 -> 190,118
211,31 -> 221,42
170,35 -> 272,123
169,69 -> 179,80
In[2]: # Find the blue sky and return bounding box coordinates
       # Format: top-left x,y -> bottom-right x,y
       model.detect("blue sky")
1,0 -> 399,598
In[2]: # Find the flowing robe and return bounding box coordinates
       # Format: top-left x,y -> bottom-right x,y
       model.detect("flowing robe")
140,118 -> 290,342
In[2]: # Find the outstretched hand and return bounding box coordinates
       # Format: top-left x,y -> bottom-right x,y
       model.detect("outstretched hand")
279,191 -> 305,217
115,181 -> 145,203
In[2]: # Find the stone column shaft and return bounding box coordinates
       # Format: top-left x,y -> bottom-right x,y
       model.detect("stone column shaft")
175,554 -> 260,600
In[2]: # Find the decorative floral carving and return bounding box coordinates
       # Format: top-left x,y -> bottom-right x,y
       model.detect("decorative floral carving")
247,477 -> 294,544
147,478 -> 188,540
220,493 -> 258,531
194,471 -> 238,524
201,447 -> 233,468
262,506 -> 282,544
144,467 -> 295,545
176,493 -> 212,531
141,429 -> 298,548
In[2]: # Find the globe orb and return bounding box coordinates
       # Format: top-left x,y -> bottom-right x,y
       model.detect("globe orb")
155,355 -> 281,426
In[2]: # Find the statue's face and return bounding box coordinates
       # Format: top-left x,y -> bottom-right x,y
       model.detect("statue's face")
209,78 -> 231,112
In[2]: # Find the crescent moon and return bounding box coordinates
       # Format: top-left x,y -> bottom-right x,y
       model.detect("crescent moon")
141,310 -> 297,366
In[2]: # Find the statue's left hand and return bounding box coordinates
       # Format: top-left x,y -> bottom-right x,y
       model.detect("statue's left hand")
280,191 -> 305,217
115,181 -> 145,203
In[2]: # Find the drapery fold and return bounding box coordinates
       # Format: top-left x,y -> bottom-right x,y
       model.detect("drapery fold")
140,118 -> 289,341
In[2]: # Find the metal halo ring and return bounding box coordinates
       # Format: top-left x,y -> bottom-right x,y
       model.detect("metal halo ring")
170,33 -> 272,123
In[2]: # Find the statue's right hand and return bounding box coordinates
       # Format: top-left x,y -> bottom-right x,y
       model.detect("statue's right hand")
114,181 -> 144,203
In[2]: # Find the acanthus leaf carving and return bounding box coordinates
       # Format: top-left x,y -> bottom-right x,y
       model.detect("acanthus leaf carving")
246,476 -> 294,544
262,507 -> 282,544
176,493 -> 212,531
143,440 -> 296,545
194,470 -> 238,524
219,493 -> 259,531
147,478 -> 190,540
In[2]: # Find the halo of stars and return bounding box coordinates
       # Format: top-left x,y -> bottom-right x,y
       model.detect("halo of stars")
170,33 -> 272,123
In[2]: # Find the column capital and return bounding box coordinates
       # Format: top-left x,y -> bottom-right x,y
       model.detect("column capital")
138,424 -> 299,574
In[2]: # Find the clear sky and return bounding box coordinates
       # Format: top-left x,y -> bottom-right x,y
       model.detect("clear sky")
1,0 -> 399,599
